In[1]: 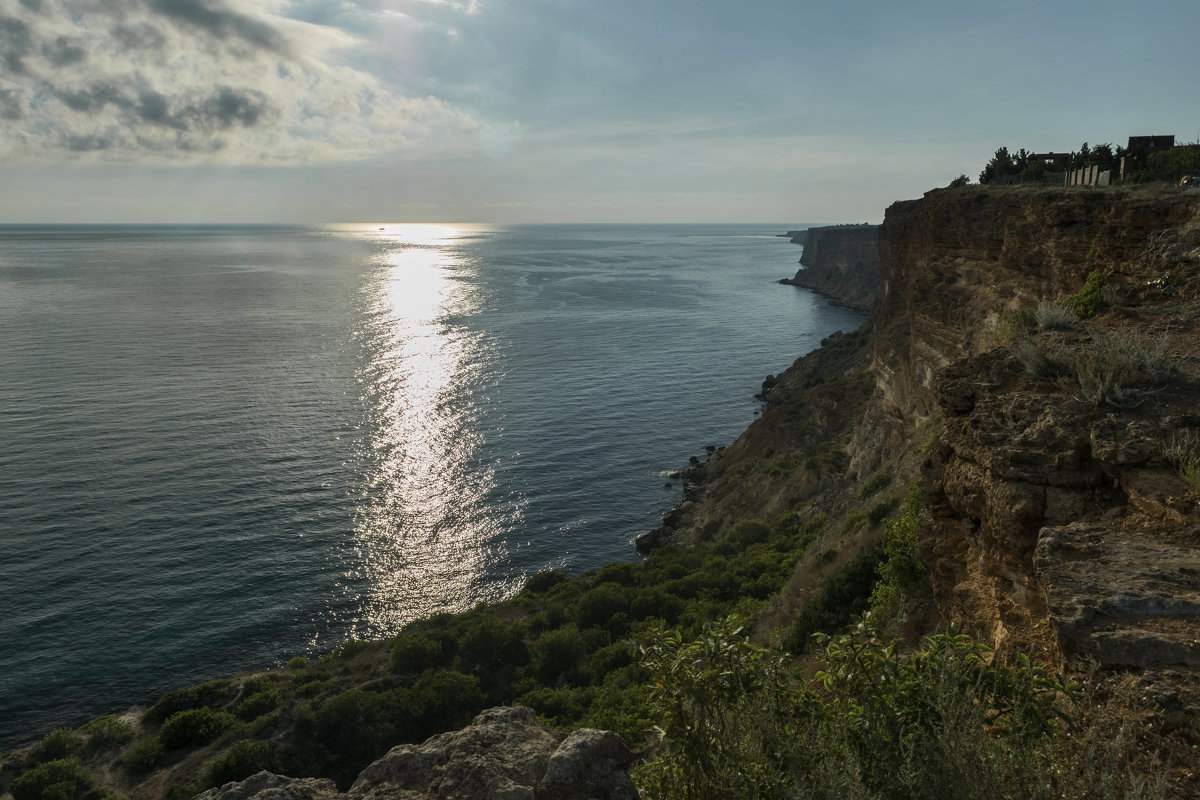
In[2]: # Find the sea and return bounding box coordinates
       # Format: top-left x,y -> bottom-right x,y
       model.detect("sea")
0,223 -> 864,747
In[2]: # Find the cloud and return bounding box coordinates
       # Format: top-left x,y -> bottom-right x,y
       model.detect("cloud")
0,0 -> 477,163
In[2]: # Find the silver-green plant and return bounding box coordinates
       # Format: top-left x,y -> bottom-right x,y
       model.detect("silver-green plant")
1069,330 -> 1171,407
1033,299 -> 1077,330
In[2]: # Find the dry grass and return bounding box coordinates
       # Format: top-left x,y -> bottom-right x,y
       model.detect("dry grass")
1034,299 -> 1077,330
1010,329 -> 1172,407
1163,428 -> 1200,492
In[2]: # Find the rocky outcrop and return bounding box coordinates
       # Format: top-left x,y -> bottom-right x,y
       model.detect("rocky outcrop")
869,184 -> 1200,666
196,707 -> 637,800
781,224 -> 880,310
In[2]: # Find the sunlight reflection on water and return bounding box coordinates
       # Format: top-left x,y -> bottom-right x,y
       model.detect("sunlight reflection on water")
343,224 -> 518,637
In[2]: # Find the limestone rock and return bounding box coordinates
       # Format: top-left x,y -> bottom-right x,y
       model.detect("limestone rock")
1035,522 -> 1200,668
537,729 -> 639,800
194,772 -> 340,800
196,708 -> 637,800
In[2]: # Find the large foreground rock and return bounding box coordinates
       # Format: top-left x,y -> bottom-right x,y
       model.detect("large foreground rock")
197,707 -> 638,800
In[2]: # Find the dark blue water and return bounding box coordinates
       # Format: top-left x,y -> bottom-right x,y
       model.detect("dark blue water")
0,223 -> 862,745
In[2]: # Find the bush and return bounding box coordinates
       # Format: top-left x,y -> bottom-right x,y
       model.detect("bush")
868,490 -> 929,629
203,740 -> 277,788
531,626 -> 588,684
595,562 -> 640,586
521,569 -> 569,595
79,715 -> 135,752
159,708 -> 239,750
1069,330 -> 1171,407
123,736 -> 164,773
31,728 -> 79,763
1061,270 -> 1106,320
455,618 -> 528,674
1033,299 -> 1076,329
390,631 -> 449,673
858,471 -> 892,499
786,548 -> 882,652
1009,334 -> 1068,378
12,758 -> 115,800
331,639 -> 375,661
637,617 -> 1083,800
1012,329 -> 1171,407
577,583 -> 633,631
234,686 -> 282,722
866,498 -> 897,525
144,679 -> 234,725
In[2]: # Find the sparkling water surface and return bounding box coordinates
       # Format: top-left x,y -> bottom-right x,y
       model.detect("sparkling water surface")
0,223 -> 863,745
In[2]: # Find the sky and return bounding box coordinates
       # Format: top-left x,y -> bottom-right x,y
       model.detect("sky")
0,0 -> 1196,223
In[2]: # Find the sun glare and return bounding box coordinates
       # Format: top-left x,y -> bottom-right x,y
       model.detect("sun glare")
342,223 -> 516,636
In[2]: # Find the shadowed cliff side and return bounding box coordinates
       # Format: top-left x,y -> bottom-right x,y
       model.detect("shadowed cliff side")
780,224 -> 880,311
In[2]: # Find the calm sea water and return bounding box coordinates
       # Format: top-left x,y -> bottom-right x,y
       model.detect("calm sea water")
0,223 -> 863,745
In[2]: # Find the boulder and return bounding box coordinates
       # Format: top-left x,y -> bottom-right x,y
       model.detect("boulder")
195,708 -> 637,800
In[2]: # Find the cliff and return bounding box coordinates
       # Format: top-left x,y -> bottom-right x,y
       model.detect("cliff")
669,184 -> 1200,789
780,224 -> 880,310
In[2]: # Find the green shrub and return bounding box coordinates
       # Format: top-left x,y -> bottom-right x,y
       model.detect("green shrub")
858,471 -> 892,499
786,548 -> 882,652
866,498 -> 897,525
286,656 -> 308,669
79,715 -> 134,752
144,679 -> 234,725
331,639 -> 375,661
31,728 -> 80,763
12,758 -> 115,800
868,490 -> 929,628
390,631 -> 449,673
728,520 -> 772,548
159,708 -> 239,750
162,780 -> 204,800
839,510 -> 869,534
637,617 -> 1083,800
531,626 -> 588,684
577,583 -> 633,631
1061,270 -> 1106,320
122,737 -> 164,773
521,569 -> 569,594
595,562 -> 640,586
203,740 -> 277,788
519,686 -> 594,727
455,618 -> 528,674
234,686 -> 283,722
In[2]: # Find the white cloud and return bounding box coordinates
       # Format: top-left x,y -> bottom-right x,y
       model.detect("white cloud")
0,0 -> 478,163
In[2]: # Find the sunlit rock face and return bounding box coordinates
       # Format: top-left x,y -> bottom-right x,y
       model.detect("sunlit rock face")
869,185 -> 1200,664
196,707 -> 638,800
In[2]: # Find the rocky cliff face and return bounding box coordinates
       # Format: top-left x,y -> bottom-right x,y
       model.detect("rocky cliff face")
781,224 -> 880,311
677,185 -> 1200,714
867,185 -> 1200,667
